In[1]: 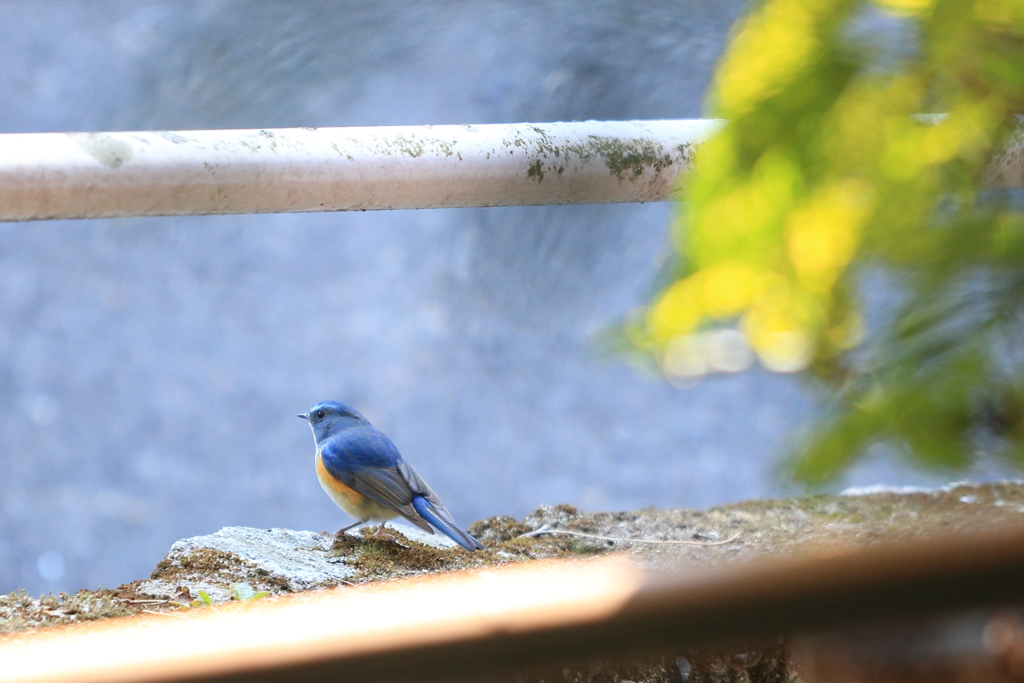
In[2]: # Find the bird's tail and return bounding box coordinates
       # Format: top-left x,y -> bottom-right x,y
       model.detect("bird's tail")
411,496 -> 484,551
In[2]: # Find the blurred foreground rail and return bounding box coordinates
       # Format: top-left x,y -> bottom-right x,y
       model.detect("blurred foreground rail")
3,523 -> 1024,683
1,118 -> 1021,221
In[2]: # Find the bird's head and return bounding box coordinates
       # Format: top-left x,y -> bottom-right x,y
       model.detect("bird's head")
297,400 -> 366,443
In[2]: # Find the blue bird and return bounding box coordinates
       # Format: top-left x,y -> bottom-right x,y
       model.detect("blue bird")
298,400 -> 483,551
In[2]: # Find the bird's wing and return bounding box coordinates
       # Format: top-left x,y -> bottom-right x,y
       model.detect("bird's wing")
320,431 -> 434,534
396,460 -> 460,528
337,466 -> 435,534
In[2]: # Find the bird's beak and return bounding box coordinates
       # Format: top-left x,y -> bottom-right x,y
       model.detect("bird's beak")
297,413 -> 309,420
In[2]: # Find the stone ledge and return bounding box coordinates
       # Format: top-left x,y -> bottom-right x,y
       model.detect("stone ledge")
3,481 -> 1023,683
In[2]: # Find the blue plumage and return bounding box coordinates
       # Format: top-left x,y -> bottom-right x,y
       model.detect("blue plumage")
299,400 -> 483,552
319,424 -> 401,473
411,496 -> 483,553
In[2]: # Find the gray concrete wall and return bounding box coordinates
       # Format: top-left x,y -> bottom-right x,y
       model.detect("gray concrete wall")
0,0 -> 1012,596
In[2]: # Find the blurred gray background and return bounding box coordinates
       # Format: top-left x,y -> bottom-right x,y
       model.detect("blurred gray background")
0,0 -> 1016,596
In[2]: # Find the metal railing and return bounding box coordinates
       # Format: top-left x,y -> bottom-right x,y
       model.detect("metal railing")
0,120 -> 718,221
2,118 -> 1021,222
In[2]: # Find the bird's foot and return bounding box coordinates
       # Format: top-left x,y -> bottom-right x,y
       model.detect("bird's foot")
334,520 -> 366,539
368,525 -> 410,549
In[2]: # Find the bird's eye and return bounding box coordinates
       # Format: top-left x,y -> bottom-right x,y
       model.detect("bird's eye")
315,409 -> 326,420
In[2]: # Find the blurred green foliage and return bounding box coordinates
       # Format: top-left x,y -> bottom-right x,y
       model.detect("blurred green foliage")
630,0 -> 1024,482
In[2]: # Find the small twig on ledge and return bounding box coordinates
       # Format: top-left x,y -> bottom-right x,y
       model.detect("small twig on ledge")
518,524 -> 741,546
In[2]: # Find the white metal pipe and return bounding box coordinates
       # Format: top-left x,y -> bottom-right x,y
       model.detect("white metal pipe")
0,120 -> 720,221
0,119 -> 1020,222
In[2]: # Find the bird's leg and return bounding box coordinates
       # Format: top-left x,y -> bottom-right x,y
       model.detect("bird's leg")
374,522 -> 391,538
335,519 -> 365,538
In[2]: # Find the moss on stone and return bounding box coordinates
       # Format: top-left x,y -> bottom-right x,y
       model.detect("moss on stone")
0,588 -> 131,635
